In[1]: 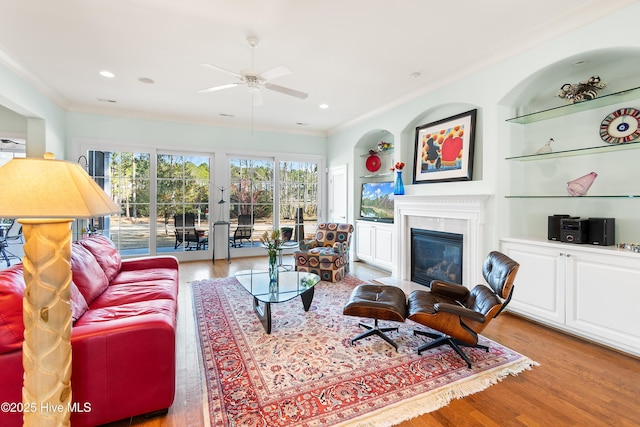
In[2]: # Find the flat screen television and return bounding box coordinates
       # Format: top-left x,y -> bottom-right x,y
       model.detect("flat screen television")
360,181 -> 394,223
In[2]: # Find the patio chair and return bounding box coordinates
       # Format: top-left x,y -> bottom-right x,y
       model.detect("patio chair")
174,213 -> 207,250
1,219 -> 23,266
232,215 -> 253,247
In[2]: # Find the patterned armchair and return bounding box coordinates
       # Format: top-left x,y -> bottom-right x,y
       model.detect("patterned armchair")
294,223 -> 354,282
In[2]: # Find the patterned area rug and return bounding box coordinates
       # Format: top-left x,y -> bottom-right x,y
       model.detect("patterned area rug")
192,275 -> 536,427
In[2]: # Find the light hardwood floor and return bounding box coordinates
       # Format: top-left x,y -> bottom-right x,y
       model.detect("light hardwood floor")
107,256 -> 640,427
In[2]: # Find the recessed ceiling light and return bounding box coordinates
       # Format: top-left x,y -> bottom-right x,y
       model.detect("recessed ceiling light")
572,59 -> 588,66
296,122 -> 309,126
219,113 -> 234,117
97,98 -> 117,103
410,72 -> 421,79
319,103 -> 329,109
138,77 -> 155,84
99,70 -> 115,78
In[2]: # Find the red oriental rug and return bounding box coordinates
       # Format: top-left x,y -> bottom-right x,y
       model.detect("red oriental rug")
192,275 -> 536,426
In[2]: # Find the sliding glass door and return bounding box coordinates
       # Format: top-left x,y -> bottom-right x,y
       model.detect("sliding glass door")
87,150 -> 152,255
156,153 -> 210,254
83,146 -> 321,259
229,158 -> 274,246
228,156 -> 320,248
86,148 -> 212,259
279,160 -> 318,241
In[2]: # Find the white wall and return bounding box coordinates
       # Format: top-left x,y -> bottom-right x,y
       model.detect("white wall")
65,112 -> 326,159
327,2 -> 640,257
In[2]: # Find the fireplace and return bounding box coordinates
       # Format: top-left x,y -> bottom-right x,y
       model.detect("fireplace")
373,194 -> 488,294
411,229 -> 463,287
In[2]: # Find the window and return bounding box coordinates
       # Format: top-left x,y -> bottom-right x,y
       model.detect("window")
0,138 -> 26,167
86,149 -> 212,258
279,160 -> 318,241
156,153 -> 210,253
81,146 -> 320,258
229,158 -> 274,242
229,157 -> 320,245
88,150 -> 151,255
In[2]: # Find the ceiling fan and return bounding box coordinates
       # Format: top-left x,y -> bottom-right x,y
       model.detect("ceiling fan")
198,36 -> 308,106
0,138 -> 26,153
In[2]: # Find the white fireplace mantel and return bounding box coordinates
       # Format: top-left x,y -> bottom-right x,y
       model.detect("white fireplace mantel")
376,194 -> 491,294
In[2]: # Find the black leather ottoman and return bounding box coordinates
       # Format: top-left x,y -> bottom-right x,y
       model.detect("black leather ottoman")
343,284 -> 407,351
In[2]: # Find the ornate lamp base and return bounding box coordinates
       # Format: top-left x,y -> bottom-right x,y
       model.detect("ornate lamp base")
20,219 -> 73,427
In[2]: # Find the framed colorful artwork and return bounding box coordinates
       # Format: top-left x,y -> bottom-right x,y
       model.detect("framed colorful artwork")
412,109 -> 477,184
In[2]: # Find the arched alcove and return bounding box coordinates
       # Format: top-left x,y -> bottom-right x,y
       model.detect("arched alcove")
501,47 -> 640,114
499,47 -> 640,242
353,129 -> 395,215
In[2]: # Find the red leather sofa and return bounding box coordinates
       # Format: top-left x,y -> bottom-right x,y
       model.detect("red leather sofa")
0,235 -> 179,427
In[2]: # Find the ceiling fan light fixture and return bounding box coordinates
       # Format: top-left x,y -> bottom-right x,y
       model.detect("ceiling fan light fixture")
247,36 -> 260,48
199,36 -> 308,101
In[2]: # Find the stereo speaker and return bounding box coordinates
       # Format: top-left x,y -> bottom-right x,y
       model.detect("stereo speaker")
588,217 -> 615,246
548,214 -> 572,241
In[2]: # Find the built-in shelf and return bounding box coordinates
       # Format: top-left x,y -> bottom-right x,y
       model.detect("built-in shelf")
360,172 -> 393,179
506,86 -> 640,124
506,139 -> 640,160
360,149 -> 394,158
360,148 -> 394,178
505,195 -> 640,199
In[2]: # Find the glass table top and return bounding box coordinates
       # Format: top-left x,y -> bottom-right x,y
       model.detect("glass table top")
234,269 -> 320,304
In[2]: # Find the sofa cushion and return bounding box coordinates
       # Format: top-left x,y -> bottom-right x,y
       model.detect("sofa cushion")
70,281 -> 89,322
77,234 -> 122,282
73,299 -> 176,328
71,242 -> 110,305
110,267 -> 178,287
89,280 -> 178,309
0,265 -> 25,353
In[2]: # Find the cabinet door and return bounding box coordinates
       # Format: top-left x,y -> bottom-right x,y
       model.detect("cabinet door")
565,251 -> 640,356
501,241 -> 565,325
355,222 -> 374,260
374,225 -> 394,267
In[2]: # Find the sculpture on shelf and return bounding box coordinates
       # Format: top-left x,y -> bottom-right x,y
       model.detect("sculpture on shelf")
536,138 -> 554,155
377,140 -> 393,151
567,171 -> 597,196
556,75 -> 606,104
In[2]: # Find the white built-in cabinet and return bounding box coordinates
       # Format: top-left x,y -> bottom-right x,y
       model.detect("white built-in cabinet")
501,237 -> 640,357
355,220 -> 394,271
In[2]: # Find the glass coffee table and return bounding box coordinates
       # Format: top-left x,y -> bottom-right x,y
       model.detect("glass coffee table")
234,270 -> 320,334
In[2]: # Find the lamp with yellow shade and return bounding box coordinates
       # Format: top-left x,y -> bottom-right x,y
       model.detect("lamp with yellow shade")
0,153 -> 121,427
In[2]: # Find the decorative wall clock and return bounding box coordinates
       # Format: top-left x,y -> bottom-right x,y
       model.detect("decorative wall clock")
365,153 -> 381,172
599,107 -> 640,144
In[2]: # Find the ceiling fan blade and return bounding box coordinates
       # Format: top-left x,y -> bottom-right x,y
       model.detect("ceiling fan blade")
260,65 -> 291,81
198,83 -> 239,93
264,83 -> 308,99
251,89 -> 263,106
201,63 -> 243,79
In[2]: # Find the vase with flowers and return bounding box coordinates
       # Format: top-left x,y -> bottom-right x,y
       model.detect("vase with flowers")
260,229 -> 282,289
391,161 -> 406,195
